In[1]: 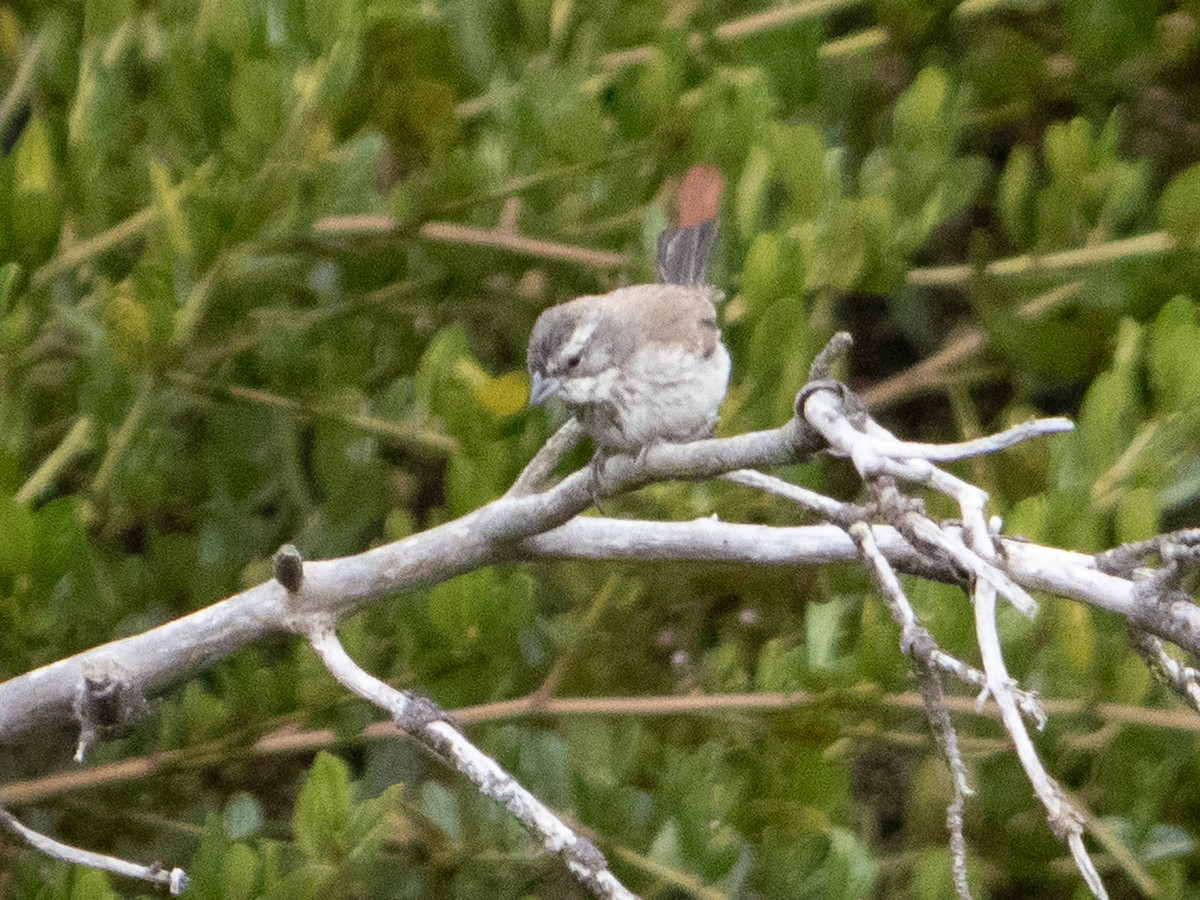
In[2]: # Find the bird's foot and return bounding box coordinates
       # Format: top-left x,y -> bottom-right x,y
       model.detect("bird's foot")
588,443 -> 657,510
587,450 -> 610,512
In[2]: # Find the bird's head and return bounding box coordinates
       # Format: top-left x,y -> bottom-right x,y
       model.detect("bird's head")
526,299 -> 624,408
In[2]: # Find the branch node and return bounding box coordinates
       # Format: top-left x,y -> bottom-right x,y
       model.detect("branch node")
273,544 -> 305,593
795,378 -> 868,430
1046,788 -> 1085,841
973,686 -> 991,712
169,867 -> 191,895
1095,528 -> 1200,588
565,835 -> 608,874
399,693 -> 451,733
73,661 -> 148,763
808,331 -> 854,380
903,625 -> 938,660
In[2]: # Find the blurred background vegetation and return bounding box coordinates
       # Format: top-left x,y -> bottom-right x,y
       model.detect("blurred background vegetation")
2,0 -> 1200,897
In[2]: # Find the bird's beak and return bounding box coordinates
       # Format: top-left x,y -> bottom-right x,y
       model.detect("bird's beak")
528,371 -> 562,406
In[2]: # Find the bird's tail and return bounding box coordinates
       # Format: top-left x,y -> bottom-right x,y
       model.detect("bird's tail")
656,219 -> 718,287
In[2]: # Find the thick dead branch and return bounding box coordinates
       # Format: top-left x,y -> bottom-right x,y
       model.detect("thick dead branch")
5,336 -> 1200,898
0,414 -> 819,745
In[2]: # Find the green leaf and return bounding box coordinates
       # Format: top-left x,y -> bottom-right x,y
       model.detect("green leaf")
812,200 -> 868,291
427,567 -> 534,651
0,262 -> 23,314
420,782 -> 462,842
459,360 -> 528,418
1161,163 -> 1200,250
306,0 -> 362,49
224,792 -> 265,839
998,146 -> 1035,248
1115,487 -> 1159,544
10,114 -> 62,261
805,598 -> 845,672
963,26 -> 1045,112
204,0 -> 254,53
83,0 -> 133,39
1077,368 -> 1139,481
1044,117 -> 1093,188
755,638 -> 804,692
1136,823 -> 1197,864
222,843 -> 263,900
230,57 -> 286,165
734,143 -> 773,239
186,815 -> 232,900
772,122 -> 827,220
1054,600 -> 1096,676
804,826 -> 877,898
0,498 -> 35,578
160,682 -> 232,746
1148,296 -> 1200,413
13,115 -> 54,196
648,820 -> 687,869
893,67 -> 950,152
293,752 -> 353,861
67,867 -> 118,900
741,232 -> 784,317
517,728 -> 571,809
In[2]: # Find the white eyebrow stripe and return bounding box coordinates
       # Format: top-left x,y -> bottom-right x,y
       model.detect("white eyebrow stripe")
559,319 -> 597,360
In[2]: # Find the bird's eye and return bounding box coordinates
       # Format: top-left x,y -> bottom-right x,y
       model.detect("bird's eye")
565,352 -> 582,370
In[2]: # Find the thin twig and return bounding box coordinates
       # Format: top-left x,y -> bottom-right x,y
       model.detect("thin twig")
306,623 -> 637,900
420,221 -> 629,269
797,372 -> 1107,896
857,416 -> 1074,463
91,376 -> 155,495
7,686 -> 1200,809
861,328 -> 988,410
506,419 -> 585,497
531,574 -> 626,704
1128,629 -> 1200,714
14,417 -> 94,505
848,523 -> 1043,725
712,0 -> 866,40
168,372 -> 459,456
0,32 -> 42,139
803,389 -> 1044,616
312,215 -> 630,270
30,208 -> 157,290
906,231 -> 1175,287
817,26 -> 889,59
721,468 -> 863,524
973,581 -> 1107,899
0,806 -> 188,894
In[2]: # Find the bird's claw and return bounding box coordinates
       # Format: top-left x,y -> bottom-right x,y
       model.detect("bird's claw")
588,451 -> 609,512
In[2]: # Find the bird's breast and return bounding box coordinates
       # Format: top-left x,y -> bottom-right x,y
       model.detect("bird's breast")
598,343 -> 731,450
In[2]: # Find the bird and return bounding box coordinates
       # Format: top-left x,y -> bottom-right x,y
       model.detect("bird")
525,216 -> 730,475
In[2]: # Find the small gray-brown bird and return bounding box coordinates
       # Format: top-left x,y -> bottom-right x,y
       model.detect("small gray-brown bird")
526,217 -> 730,460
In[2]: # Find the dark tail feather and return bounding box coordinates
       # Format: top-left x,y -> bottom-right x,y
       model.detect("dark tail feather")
656,220 -> 718,287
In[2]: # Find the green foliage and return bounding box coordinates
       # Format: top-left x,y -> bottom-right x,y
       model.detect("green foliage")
184,755 -> 398,900
3,0 -> 1200,897
1162,163 -> 1200,250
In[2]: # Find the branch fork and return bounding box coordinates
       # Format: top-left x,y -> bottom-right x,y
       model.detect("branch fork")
8,333 -> 1200,899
